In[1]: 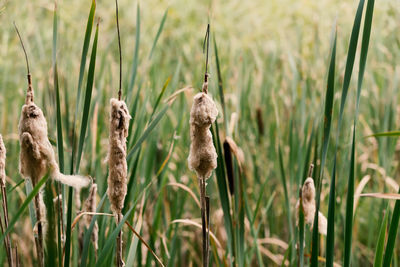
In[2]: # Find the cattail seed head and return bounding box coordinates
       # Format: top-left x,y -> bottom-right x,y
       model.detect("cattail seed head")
18,102 -> 89,189
0,134 -> 6,186
188,92 -> 218,179
107,98 -> 131,215
83,183 -> 98,250
296,177 -> 327,235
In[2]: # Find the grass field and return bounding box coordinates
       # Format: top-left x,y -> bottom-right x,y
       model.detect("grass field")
0,0 -> 400,266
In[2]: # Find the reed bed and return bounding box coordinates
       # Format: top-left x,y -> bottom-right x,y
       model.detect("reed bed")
0,0 -> 399,266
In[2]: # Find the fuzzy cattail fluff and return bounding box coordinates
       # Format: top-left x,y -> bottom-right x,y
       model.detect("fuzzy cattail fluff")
296,177 -> 327,235
80,183 -> 99,251
0,134 -> 6,187
18,101 -> 89,189
188,92 -> 218,179
107,98 -> 131,214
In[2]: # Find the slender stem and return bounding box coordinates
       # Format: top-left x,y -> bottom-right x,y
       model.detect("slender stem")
13,22 -> 33,103
1,185 -> 13,267
0,202 -> 12,266
34,193 -> 44,267
308,164 -> 314,178
205,196 -> 210,267
115,0 -> 122,100
202,24 -> 210,94
199,177 -> 209,267
116,213 -> 124,267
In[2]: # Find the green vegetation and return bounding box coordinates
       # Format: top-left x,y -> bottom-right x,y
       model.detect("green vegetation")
0,0 -> 399,266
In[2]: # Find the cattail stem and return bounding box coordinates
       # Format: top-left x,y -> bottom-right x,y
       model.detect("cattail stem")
308,164 -> 314,178
116,213 -> 124,267
0,135 -> 13,267
0,209 -> 12,267
13,22 -> 33,104
1,185 -> 13,267
34,193 -> 44,267
198,177 -> 209,267
205,196 -> 210,266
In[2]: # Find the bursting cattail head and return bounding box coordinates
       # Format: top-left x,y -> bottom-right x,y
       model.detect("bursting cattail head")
302,177 -> 316,203
82,183 -> 98,250
189,93 -> 218,128
188,92 -> 218,179
0,134 -> 6,186
19,101 -> 89,189
296,177 -> 327,235
107,98 -> 131,214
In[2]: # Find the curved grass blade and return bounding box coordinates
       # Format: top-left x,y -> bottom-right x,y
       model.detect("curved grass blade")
212,123 -> 234,265
382,187 -> 400,266
127,105 -> 169,160
65,22 -> 99,267
374,209 -> 389,267
148,8 -> 168,59
76,0 -> 96,109
150,77 -> 170,120
52,5 -> 64,266
344,1 -> 375,266
367,131 -> 400,138
343,126 -> 356,267
355,0 -> 375,114
44,181 -> 57,267
127,4 -> 140,97
278,145 -> 293,252
75,22 -> 99,172
325,2 -> 365,265
311,25 -> 337,267
0,174 -> 49,245
213,37 -> 228,134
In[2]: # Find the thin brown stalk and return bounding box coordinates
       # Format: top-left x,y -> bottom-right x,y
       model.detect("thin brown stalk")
115,0 -> 122,101
116,213 -> 124,267
198,177 -> 207,267
1,186 -> 13,267
124,221 -> 165,267
0,134 -> 13,267
0,211 -> 12,266
14,245 -> 20,267
34,194 -> 44,267
13,22 -> 33,104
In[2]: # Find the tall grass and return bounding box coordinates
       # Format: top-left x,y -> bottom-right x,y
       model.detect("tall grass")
0,0 -> 399,265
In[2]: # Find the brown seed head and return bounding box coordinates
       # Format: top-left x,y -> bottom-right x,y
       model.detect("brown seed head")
188,92 -> 218,179
107,98 -> 131,214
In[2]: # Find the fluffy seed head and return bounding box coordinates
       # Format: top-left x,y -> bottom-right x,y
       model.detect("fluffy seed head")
189,93 -> 218,127
82,183 -> 98,250
18,102 -> 89,189
296,177 -> 327,235
188,92 -> 218,179
107,98 -> 131,214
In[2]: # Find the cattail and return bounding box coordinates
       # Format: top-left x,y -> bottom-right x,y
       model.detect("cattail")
188,23 -> 217,267
79,183 -> 98,254
296,177 -> 327,235
107,2 -> 131,265
107,97 -> 130,267
256,107 -> 264,137
107,98 -> 131,215
14,23 -> 89,267
188,92 -> 218,180
188,91 -> 218,267
18,101 -> 90,189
